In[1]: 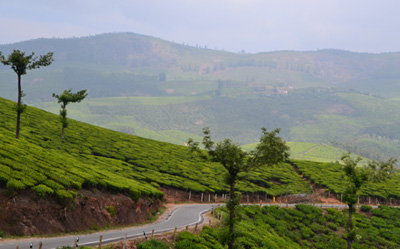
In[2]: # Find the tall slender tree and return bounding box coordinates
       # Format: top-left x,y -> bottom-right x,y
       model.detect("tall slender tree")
0,50 -> 54,139
188,127 -> 289,249
53,89 -> 87,139
341,153 -> 395,249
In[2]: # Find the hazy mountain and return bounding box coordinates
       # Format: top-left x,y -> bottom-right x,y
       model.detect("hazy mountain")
1,32 -> 400,101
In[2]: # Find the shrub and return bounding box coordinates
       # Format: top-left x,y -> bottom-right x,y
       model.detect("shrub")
328,222 -> 338,231
360,205 -> 373,213
0,230 -> 4,238
300,226 -> 315,239
175,231 -> 208,249
137,239 -> 169,249
32,184 -> 54,197
6,179 -> 26,194
175,240 -> 208,249
129,187 -> 141,201
43,179 -> 64,190
295,204 -> 322,216
55,189 -> 77,203
106,206 -> 116,217
236,236 -> 258,248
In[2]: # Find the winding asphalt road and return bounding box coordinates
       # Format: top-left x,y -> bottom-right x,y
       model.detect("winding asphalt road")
0,204 -> 215,249
0,203 -> 368,249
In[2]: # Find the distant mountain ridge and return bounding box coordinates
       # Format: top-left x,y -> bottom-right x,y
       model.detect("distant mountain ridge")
1,32 -> 400,84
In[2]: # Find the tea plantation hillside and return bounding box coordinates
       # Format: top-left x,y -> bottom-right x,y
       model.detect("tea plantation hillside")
0,97 -> 313,202
152,205 -> 400,248
293,160 -> 400,200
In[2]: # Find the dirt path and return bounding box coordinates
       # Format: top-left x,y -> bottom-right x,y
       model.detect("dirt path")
299,145 -> 318,156
288,161 -> 345,205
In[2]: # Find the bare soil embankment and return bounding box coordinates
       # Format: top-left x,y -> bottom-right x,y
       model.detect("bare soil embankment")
0,189 -> 161,236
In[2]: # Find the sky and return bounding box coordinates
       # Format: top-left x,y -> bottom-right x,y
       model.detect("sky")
1,0 -> 399,54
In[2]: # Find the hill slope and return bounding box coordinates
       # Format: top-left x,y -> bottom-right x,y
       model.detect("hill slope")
0,97 -> 312,197
0,96 -> 312,235
2,96 -> 400,236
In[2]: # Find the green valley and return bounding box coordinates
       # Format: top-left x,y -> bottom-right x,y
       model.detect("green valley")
2,33 -> 400,163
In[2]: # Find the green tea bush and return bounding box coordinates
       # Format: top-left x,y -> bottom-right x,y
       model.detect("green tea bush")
300,226 -> 315,239
360,205 -> 372,212
137,239 -> 169,249
55,189 -> 77,203
328,222 -> 338,231
43,179 -> 64,190
32,184 -> 54,197
6,179 -> 26,193
175,231 -> 208,249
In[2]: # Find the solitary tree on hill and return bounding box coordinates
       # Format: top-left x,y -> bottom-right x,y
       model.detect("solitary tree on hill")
341,152 -> 395,249
0,50 -> 54,139
53,89 -> 87,139
188,127 -> 290,249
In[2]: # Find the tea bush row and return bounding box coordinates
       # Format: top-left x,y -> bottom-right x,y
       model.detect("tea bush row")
293,159 -> 400,199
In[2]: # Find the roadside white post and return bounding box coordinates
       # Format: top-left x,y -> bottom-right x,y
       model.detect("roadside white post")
173,227 -> 177,239
123,232 -> 127,249
73,237 -> 78,249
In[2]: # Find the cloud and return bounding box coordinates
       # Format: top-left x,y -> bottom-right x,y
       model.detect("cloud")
0,17 -> 93,44
1,0 -> 400,53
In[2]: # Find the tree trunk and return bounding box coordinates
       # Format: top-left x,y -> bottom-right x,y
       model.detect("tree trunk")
61,105 -> 66,139
228,181 -> 235,249
347,204 -> 353,249
16,74 -> 22,139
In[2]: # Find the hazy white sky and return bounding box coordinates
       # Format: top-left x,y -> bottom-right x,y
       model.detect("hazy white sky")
1,0 -> 399,53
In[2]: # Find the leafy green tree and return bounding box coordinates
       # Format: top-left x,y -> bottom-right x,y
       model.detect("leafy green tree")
188,127 -> 289,249
52,89 -> 87,139
0,50 -> 53,139
341,152 -> 395,249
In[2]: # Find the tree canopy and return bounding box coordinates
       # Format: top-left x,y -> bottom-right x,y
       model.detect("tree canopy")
188,127 -> 290,249
53,89 -> 87,138
0,49 -> 54,138
341,152 -> 396,249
